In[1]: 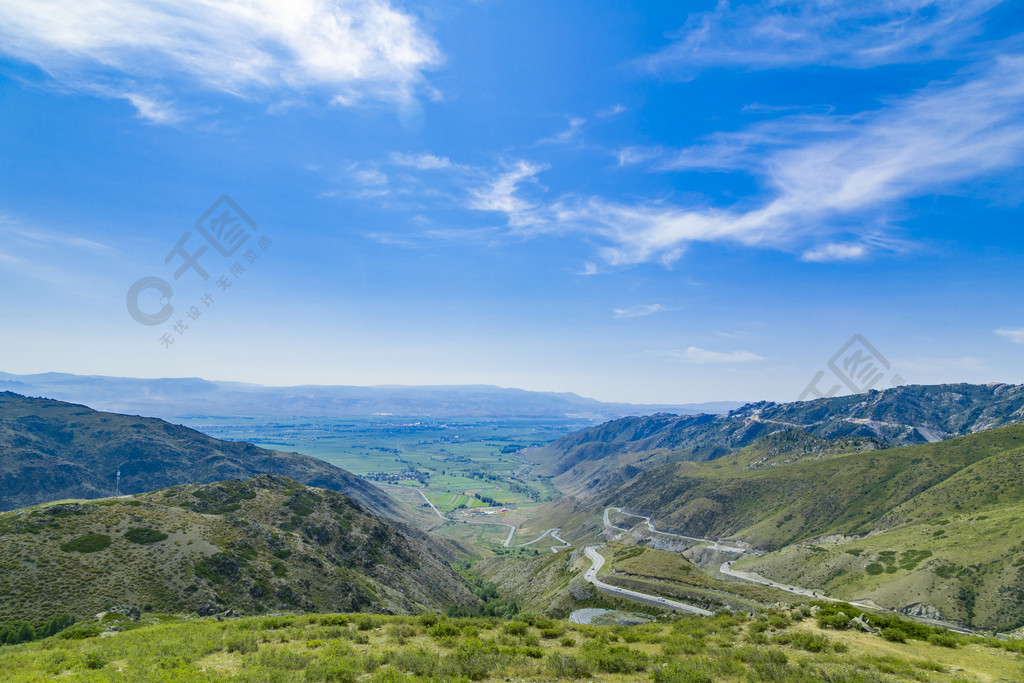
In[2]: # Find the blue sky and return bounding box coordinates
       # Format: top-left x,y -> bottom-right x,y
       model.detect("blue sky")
1,0 -> 1024,404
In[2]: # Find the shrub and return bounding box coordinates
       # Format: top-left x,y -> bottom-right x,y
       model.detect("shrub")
60,534 -> 111,553
255,648 -> 311,670
304,659 -> 360,683
927,632 -> 959,648
546,652 -> 592,679
865,563 -> 885,575
429,622 -> 460,639
580,642 -> 649,673
503,621 -> 529,636
57,622 -> 105,640
880,627 -> 907,643
223,632 -> 258,653
389,648 -> 438,677
817,613 -> 851,630
83,652 -> 107,670
354,615 -> 376,631
443,640 -> 517,681
788,632 -> 831,653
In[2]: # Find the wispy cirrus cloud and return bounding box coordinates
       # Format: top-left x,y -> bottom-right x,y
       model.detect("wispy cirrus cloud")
538,117 -> 586,146
390,152 -> 452,170
995,328 -> 1024,344
468,55 -> 1024,266
0,218 -> 117,290
0,0 -> 442,122
613,304 -> 666,319
801,242 -> 869,263
665,347 -> 764,364
643,0 -> 1005,75
467,160 -> 549,230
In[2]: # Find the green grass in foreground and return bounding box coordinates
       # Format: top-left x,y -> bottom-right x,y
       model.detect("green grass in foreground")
1,608 -> 1022,682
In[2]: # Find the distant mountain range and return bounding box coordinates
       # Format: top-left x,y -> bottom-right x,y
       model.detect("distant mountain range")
0,371 -> 743,421
0,392 -> 400,516
533,383 -> 1024,497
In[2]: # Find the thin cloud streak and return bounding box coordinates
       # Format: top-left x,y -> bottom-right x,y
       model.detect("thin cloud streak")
613,304 -> 666,319
995,328 -> 1024,344
665,347 -> 764,364
643,0 -> 1006,74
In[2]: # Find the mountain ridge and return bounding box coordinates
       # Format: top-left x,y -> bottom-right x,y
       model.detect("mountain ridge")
535,383 -> 1024,497
0,392 -> 400,516
0,371 -> 743,421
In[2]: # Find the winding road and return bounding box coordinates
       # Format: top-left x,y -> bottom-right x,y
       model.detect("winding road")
583,545 -> 712,616
719,560 -> 844,602
605,507 -> 753,555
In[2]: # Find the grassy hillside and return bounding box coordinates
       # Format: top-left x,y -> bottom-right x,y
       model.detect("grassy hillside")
1,607 -> 1021,681
609,424 -> 1024,547
602,424 -> 1024,631
535,383 -> 1024,497
0,392 -> 400,517
0,475 -> 477,623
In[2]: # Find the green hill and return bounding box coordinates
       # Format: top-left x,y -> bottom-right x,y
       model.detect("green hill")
0,392 -> 400,517
0,475 -> 478,624
600,424 -> 1024,631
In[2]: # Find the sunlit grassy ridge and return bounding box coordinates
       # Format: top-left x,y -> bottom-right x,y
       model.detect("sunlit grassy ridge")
2,607 -> 1021,682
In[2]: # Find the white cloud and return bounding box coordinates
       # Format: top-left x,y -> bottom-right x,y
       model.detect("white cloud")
613,304 -> 666,319
801,242 -> 868,262
351,167 -> 388,187
995,328 -> 1024,344
0,0 -> 442,120
119,92 -> 185,124
503,56 -> 1024,266
666,347 -> 764,364
579,262 -> 599,276
597,104 -> 627,118
644,0 -> 1005,74
390,152 -> 452,170
539,117 -> 585,145
615,146 -> 664,167
467,161 -> 548,230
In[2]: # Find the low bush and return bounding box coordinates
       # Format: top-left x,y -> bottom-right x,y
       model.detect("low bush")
59,534 -> 111,553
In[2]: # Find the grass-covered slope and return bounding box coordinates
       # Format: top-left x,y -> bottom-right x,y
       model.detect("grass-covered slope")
610,424 -> 1024,548
0,475 -> 477,623
2,607 -> 1022,682
604,424 -> 1024,631
0,392 -> 400,517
